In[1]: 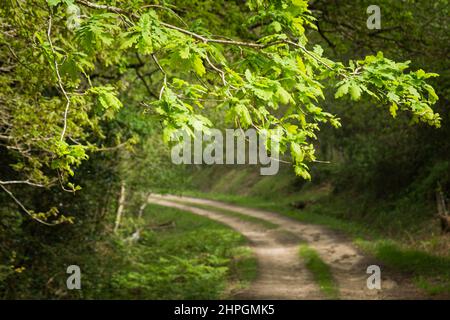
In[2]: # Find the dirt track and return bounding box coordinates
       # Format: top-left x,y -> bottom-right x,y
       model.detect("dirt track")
148,194 -> 423,299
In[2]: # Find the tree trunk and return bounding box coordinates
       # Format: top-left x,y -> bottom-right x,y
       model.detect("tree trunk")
137,192 -> 151,220
436,183 -> 450,234
113,181 -> 126,234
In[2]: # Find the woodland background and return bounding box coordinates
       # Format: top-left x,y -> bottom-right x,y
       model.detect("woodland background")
0,0 -> 449,298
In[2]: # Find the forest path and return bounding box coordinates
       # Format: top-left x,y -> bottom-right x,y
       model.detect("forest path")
148,194 -> 423,299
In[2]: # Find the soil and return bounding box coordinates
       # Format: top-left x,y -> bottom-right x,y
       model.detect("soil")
148,194 -> 425,299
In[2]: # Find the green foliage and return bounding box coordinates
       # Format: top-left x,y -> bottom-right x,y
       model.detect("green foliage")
0,0 -> 447,300
0,1 -> 440,218
356,239 -> 450,295
110,204 -> 255,299
121,11 -> 172,55
334,53 -> 440,127
309,0 -> 449,204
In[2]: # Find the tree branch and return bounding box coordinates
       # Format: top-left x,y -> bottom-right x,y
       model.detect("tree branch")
0,184 -> 58,226
151,54 -> 167,99
75,0 -> 334,70
0,180 -> 46,187
46,12 -> 71,142
134,53 -> 159,99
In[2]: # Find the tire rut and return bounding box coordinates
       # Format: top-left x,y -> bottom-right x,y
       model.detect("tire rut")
148,196 -> 323,299
149,194 -> 424,299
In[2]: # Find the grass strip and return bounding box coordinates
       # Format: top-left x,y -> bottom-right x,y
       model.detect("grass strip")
299,244 -> 339,299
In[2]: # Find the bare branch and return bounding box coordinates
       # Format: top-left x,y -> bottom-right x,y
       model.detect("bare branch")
134,53 -> 159,99
95,141 -> 129,152
0,180 -> 46,187
0,134 -> 11,141
204,54 -> 227,86
151,54 -> 167,99
46,12 -> 71,142
0,184 -> 58,226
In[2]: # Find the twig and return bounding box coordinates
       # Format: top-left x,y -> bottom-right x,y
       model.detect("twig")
75,0 -> 335,71
134,53 -> 158,99
312,159 -> 331,164
204,54 -> 227,86
95,141 -> 129,152
151,54 -> 167,99
0,184 -> 57,226
0,180 -> 46,187
57,170 -> 76,193
46,12 -> 71,141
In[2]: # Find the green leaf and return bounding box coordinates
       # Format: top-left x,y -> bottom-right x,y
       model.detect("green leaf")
389,102 -> 398,118
424,84 -> 439,103
47,0 -> 63,6
276,86 -> 293,105
335,82 -> 349,99
120,33 -> 140,49
290,142 -> 304,163
192,55 -> 206,76
180,46 -> 190,59
313,45 -> 324,57
387,91 -> 400,103
235,104 -> 252,127
270,21 -> 282,32
349,82 -> 362,101
294,165 -> 311,180
253,87 -> 274,101
245,69 -> 253,82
